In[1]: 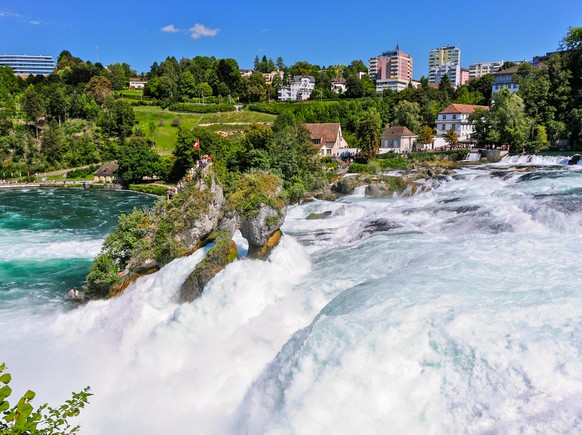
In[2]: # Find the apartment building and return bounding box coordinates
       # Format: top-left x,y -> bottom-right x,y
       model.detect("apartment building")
0,54 -> 55,76
369,45 -> 413,93
469,61 -> 504,80
428,46 -> 461,87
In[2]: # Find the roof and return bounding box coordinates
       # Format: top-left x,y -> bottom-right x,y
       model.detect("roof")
382,126 -> 416,137
306,123 -> 340,142
305,123 -> 341,145
439,103 -> 488,115
293,75 -> 315,83
492,65 -> 520,75
94,162 -> 119,176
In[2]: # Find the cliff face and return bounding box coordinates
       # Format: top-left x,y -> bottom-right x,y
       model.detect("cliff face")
85,167 -> 287,302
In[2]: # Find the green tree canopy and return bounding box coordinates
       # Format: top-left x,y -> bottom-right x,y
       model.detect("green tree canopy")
356,107 -> 382,160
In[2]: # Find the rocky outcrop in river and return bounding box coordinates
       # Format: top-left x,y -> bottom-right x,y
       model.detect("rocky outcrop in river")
84,167 -> 287,302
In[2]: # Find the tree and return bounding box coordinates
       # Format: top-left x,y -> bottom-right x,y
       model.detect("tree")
418,125 -> 435,146
41,120 -> 66,166
276,57 -> 285,71
356,107 -> 382,160
215,58 -> 241,93
438,73 -> 455,100
117,135 -> 160,185
345,75 -> 365,98
22,87 -> 46,138
178,70 -> 197,100
471,89 -> 531,148
393,100 -> 422,133
197,82 -> 213,100
84,75 -> 113,105
46,84 -> 69,125
105,63 -> 129,91
98,98 -> 135,138
0,363 -> 91,434
443,127 -> 459,147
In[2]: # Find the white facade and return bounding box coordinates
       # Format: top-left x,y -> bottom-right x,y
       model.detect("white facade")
432,63 -> 461,88
129,79 -> 147,89
278,75 -> 315,101
491,66 -> 520,95
428,46 -> 461,87
436,104 -> 488,141
469,61 -> 504,79
368,57 -> 378,81
0,54 -> 55,76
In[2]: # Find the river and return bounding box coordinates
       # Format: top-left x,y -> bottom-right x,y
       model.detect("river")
2,156 -> 582,434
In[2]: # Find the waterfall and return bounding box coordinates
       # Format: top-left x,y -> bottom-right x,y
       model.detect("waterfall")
465,152 -> 482,162
496,154 -> 572,166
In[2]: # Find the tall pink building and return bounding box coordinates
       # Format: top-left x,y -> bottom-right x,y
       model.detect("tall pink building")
369,45 -> 413,93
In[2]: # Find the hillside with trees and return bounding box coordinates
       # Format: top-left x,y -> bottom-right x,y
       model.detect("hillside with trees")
1,26 -> 581,196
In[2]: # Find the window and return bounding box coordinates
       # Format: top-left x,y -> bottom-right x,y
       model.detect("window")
441,124 -> 446,131
452,115 -> 456,120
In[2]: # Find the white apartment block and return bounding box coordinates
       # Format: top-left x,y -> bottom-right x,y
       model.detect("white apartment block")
278,75 -> 316,101
469,61 -> 504,79
428,46 -> 461,87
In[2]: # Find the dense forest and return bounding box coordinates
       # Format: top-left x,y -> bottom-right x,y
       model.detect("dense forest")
0,27 -> 581,198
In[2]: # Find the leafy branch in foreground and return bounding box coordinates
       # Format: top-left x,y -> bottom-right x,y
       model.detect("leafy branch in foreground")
0,363 -> 91,434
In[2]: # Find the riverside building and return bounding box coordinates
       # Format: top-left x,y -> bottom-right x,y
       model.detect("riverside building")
0,54 -> 56,76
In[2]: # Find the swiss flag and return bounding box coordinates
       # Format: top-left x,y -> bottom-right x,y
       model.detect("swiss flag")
193,139 -> 200,149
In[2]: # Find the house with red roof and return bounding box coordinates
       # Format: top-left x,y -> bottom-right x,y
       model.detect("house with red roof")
380,126 -> 417,154
305,123 -> 350,157
436,103 -> 488,142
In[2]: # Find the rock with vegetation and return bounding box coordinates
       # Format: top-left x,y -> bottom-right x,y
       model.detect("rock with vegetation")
84,166 -> 287,301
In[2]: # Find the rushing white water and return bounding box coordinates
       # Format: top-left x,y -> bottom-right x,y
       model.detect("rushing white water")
465,151 -> 481,162
496,154 -> 575,166
3,161 -> 582,434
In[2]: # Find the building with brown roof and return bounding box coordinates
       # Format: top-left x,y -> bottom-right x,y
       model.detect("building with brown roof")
491,65 -> 520,95
436,104 -> 488,141
305,123 -> 349,157
93,162 -> 119,183
380,126 -> 417,154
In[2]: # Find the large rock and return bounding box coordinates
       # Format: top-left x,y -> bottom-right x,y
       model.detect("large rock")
239,203 -> 286,257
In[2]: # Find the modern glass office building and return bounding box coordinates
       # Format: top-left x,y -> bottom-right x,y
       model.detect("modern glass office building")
0,55 -> 55,76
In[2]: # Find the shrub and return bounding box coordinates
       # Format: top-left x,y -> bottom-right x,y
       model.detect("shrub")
347,163 -> 369,173
128,184 -> 168,196
168,103 -> 236,114
0,363 -> 91,434
85,254 -> 120,298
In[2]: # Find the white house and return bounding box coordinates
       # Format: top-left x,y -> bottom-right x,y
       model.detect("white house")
129,78 -> 147,90
278,75 -> 316,101
491,65 -> 520,95
380,126 -> 417,154
331,78 -> 347,94
305,123 -> 349,157
436,103 -> 488,141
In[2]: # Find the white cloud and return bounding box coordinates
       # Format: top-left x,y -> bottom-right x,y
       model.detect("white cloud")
0,10 -> 22,18
188,23 -> 219,39
161,24 -> 180,33
28,20 -> 41,25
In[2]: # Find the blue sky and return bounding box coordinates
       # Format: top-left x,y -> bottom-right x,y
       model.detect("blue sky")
1,0 -> 581,78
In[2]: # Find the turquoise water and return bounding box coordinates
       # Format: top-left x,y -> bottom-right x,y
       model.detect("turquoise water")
0,188 -> 155,313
